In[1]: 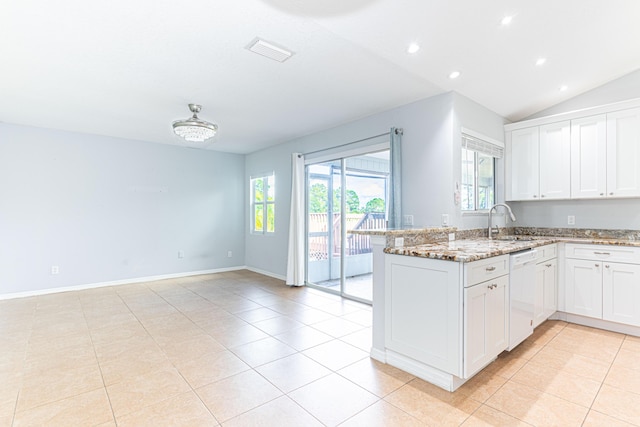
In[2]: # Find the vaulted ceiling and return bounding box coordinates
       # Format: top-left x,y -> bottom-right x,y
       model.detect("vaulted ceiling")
2,0 -> 639,153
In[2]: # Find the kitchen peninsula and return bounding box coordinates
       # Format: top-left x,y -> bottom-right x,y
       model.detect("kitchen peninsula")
352,227 -> 640,391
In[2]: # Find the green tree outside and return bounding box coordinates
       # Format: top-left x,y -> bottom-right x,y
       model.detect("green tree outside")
364,197 -> 385,213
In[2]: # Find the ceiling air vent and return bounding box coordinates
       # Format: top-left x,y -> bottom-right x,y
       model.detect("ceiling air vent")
246,38 -> 294,63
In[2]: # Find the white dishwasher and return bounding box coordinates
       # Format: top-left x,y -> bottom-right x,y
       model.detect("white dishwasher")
507,249 -> 538,351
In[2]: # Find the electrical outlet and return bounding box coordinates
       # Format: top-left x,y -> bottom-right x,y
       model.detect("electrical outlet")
568,215 -> 575,225
227,251 -> 233,258
51,265 -> 59,275
394,237 -> 404,247
403,215 -> 414,226
441,214 -> 449,226
178,250 -> 184,259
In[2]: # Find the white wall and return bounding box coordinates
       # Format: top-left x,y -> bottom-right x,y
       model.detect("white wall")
508,70 -> 640,230
0,124 -> 245,296
526,69 -> 640,119
245,92 -> 506,278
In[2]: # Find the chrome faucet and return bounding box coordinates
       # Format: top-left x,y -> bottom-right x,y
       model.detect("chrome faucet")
488,203 -> 517,239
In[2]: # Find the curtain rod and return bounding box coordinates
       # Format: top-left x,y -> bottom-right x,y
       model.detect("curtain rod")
299,128 -> 402,158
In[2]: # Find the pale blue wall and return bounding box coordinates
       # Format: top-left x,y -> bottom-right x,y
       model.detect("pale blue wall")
452,93 -> 509,230
0,123 -> 245,295
244,92 -> 506,278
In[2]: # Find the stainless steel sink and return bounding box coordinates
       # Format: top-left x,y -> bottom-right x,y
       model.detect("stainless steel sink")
494,236 -> 537,242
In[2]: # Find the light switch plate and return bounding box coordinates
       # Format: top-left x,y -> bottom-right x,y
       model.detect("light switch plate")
568,215 -> 575,225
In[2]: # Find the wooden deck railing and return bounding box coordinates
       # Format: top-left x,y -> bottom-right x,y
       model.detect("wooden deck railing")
308,212 -> 385,260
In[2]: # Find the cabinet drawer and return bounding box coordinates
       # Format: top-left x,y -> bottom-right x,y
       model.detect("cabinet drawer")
465,255 -> 509,287
565,244 -> 640,263
536,244 -> 557,263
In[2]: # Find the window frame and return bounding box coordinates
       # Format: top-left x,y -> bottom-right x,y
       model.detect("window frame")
460,130 -> 502,213
461,148 -> 495,212
250,172 -> 275,235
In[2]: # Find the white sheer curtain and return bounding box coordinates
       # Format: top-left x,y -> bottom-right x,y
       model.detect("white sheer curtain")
286,153 -> 305,286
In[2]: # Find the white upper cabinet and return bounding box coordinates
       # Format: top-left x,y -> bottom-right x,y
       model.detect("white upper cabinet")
507,127 -> 539,201
539,121 -> 571,199
607,108 -> 640,197
570,114 -> 607,199
506,99 -> 640,201
506,122 -> 570,201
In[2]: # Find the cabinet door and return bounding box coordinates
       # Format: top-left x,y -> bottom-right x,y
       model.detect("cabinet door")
603,262 -> 640,326
508,127 -> 539,201
464,275 -> 508,378
539,121 -> 571,199
534,262 -> 546,327
542,258 -> 558,320
565,259 -> 603,318
607,108 -> 640,197
571,115 -> 607,199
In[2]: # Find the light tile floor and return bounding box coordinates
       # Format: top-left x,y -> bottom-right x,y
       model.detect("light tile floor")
2,270 -> 640,426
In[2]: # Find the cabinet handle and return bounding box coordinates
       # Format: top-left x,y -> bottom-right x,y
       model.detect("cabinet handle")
545,263 -> 552,268
595,264 -> 600,267
600,193 -> 604,196
605,264 -> 610,269
593,251 -> 610,255
485,266 -> 496,272
533,195 -> 538,198
487,284 -> 497,290
610,192 -> 614,196
541,194 -> 546,198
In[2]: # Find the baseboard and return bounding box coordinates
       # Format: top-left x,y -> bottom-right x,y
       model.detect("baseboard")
244,266 -> 286,282
557,311 -> 640,337
0,266 -> 247,300
370,347 -> 386,363
385,350 -> 467,392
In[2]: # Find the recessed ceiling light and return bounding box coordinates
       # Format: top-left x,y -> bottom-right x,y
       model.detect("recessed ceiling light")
449,71 -> 461,79
535,57 -> 547,66
501,15 -> 513,25
407,43 -> 420,54
559,85 -> 568,92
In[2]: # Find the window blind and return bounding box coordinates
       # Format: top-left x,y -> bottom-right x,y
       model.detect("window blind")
461,130 -> 504,159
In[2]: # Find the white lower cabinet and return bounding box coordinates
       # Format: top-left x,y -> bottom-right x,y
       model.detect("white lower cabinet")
534,244 -> 558,327
385,255 -> 462,377
565,244 -> 640,326
565,259 -> 603,318
534,258 -> 557,327
384,254 -> 509,384
603,262 -> 640,326
464,275 -> 508,378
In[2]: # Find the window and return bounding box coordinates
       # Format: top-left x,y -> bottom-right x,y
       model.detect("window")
251,173 -> 275,234
461,131 -> 502,211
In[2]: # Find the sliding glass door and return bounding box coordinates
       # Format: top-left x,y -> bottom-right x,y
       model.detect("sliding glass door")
305,150 -> 389,304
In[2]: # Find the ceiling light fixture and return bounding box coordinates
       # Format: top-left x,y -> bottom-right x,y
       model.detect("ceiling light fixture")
172,104 -> 218,143
407,43 -> 420,54
449,71 -> 461,79
535,57 -> 547,66
559,85 -> 568,92
501,15 -> 513,25
246,38 -> 293,63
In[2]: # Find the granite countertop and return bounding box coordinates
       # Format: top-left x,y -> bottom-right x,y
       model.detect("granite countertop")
384,236 -> 640,262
